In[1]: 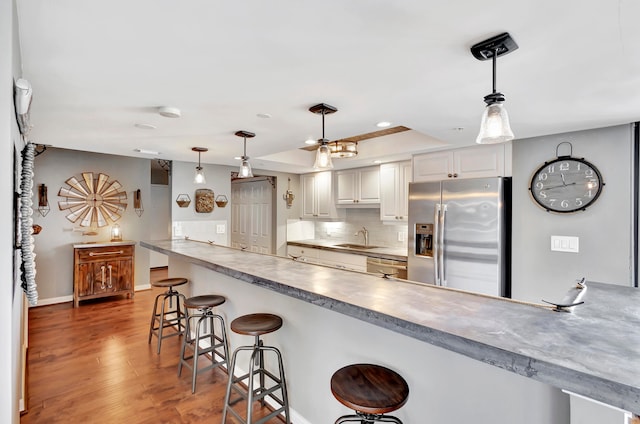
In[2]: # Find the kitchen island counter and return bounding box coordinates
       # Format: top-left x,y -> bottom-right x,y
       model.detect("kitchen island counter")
141,238 -> 640,419
287,239 -> 407,261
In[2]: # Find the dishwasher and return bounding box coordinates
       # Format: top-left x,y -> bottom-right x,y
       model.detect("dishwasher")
366,257 -> 407,279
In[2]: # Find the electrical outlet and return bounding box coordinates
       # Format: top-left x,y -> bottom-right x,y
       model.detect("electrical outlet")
550,235 -> 579,253
216,224 -> 225,234
398,231 -> 405,242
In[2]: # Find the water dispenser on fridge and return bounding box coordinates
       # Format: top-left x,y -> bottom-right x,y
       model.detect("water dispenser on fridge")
415,223 -> 433,257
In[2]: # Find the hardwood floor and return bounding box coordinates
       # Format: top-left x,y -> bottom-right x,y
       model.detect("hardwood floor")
21,268 -> 282,424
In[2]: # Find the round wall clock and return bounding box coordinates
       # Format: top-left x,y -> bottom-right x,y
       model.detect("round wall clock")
529,155 -> 604,213
57,172 -> 128,227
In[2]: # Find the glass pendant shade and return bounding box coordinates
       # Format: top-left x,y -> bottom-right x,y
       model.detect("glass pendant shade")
194,167 -> 206,184
239,158 -> 253,178
476,102 -> 514,144
313,143 -> 334,169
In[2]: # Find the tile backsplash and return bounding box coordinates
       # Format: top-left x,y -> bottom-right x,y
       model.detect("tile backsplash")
289,209 -> 409,248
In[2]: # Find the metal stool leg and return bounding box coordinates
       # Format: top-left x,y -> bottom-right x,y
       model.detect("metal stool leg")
179,308 -> 228,393
222,340 -> 289,424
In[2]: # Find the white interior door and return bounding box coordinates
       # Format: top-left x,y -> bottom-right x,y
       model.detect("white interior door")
149,184 -> 170,267
230,177 -> 275,254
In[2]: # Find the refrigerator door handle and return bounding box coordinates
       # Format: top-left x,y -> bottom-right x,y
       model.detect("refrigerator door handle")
434,203 -> 441,285
440,203 -> 447,286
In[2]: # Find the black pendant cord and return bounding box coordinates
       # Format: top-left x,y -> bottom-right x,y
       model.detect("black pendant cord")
321,109 -> 326,143
492,48 -> 498,94
243,137 -> 247,158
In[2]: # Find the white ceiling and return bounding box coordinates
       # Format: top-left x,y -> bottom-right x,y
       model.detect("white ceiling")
15,0 -> 640,174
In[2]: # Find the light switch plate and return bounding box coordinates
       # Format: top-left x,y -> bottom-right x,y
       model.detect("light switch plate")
551,235 -> 579,253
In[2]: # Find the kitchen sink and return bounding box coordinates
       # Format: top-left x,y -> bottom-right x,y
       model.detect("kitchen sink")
334,243 -> 379,250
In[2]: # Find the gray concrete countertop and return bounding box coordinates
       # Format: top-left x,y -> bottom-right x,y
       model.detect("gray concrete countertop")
141,238 -> 640,414
287,239 -> 407,261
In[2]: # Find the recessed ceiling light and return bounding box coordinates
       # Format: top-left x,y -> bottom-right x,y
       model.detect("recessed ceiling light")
134,148 -> 160,155
452,127 -> 465,131
158,106 -> 181,118
376,121 -> 391,128
304,138 -> 317,145
234,156 -> 242,160
373,160 -> 382,164
257,113 -> 272,119
134,123 -> 156,130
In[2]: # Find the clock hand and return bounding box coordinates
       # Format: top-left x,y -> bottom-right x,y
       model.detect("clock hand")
542,182 -> 577,190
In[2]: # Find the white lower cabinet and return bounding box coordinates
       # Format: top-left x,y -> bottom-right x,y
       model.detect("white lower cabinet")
287,245 -> 366,272
413,143 -> 511,182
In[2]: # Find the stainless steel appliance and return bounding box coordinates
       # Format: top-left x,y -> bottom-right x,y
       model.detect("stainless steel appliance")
407,177 -> 511,297
366,257 -> 408,280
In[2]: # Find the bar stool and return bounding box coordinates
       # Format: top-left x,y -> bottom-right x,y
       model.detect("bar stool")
331,363 -> 409,424
222,313 -> 290,424
148,277 -> 188,354
178,294 -> 230,393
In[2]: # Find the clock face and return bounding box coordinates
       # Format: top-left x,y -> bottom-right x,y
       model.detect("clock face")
529,157 -> 603,213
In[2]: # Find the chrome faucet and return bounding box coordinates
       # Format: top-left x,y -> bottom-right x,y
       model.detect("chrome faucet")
356,226 -> 369,246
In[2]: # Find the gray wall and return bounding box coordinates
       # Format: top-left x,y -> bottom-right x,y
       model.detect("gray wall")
512,125 -> 633,302
5,0 -> 24,421
32,148 -> 152,300
171,160 -> 301,257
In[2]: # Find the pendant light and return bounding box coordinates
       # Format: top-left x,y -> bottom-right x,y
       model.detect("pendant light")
471,32 -> 518,144
235,130 -> 255,178
192,147 -> 208,184
309,103 -> 338,169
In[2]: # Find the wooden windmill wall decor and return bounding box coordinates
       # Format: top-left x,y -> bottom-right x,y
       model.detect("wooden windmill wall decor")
58,172 -> 127,227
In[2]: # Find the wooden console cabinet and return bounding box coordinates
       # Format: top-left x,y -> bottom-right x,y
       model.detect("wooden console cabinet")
73,242 -> 135,307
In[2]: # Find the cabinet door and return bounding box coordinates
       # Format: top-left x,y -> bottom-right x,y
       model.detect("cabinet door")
75,262 -> 94,297
379,163 -> 400,221
315,171 -> 333,218
413,151 -> 453,182
301,174 -> 317,218
358,167 -> 380,204
398,161 -> 412,220
454,144 -> 505,178
335,171 -> 358,204
113,258 -> 133,291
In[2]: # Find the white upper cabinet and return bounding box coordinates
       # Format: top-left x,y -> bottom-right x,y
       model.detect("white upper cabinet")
300,171 -> 344,219
413,143 -> 512,182
380,161 -> 412,221
335,166 -> 380,206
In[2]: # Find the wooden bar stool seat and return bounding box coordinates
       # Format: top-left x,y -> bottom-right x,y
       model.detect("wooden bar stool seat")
222,313 -> 290,424
331,363 -> 409,424
148,277 -> 188,354
178,294 -> 229,393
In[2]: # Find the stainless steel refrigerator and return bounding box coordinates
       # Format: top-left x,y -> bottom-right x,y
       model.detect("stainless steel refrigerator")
407,177 -> 511,297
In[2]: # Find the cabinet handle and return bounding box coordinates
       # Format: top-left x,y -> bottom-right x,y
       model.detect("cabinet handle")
453,173 -> 458,178
89,250 -> 124,257
100,265 -> 106,289
107,264 -> 113,288
447,173 -> 452,178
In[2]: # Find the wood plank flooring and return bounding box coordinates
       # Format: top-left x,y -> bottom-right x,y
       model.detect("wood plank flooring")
21,268 -> 282,424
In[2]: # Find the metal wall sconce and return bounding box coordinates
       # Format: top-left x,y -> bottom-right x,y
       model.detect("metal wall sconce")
176,194 -> 191,208
283,177 -> 295,208
37,183 -> 50,217
134,189 -> 144,217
